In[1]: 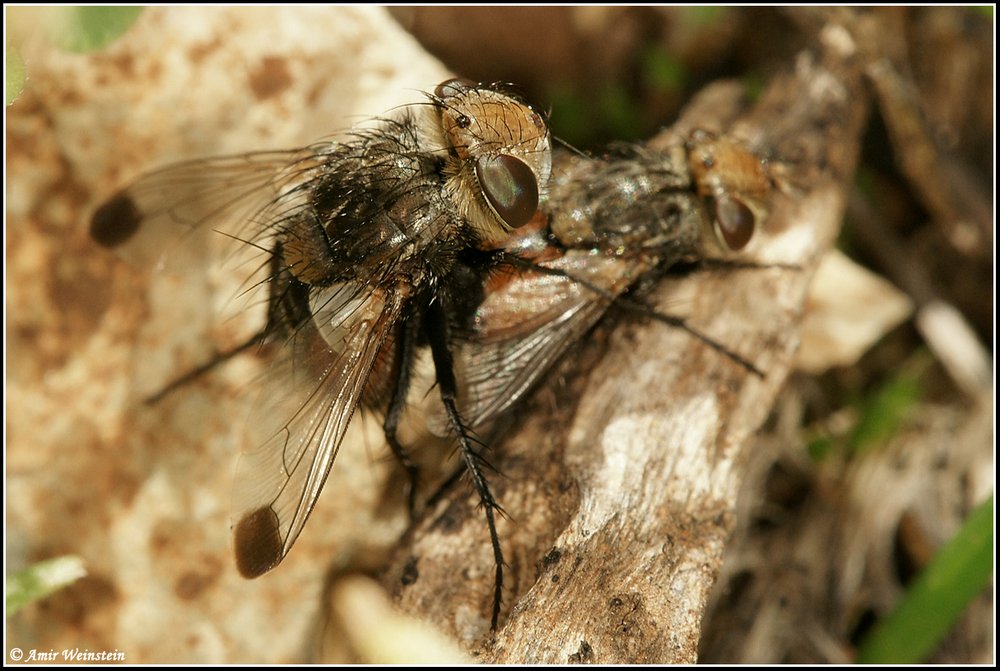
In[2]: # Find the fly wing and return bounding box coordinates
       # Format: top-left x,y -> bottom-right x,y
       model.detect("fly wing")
232,281 -> 406,578
447,251 -> 655,434
89,146 -> 328,273
89,146 -> 337,401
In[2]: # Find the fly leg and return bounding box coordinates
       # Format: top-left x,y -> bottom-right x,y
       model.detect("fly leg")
145,243 -> 296,404
382,315 -> 423,517
144,332 -> 265,404
501,252 -> 766,377
424,299 -> 507,631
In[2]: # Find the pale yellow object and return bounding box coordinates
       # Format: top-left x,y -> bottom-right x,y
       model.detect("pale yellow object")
796,249 -> 913,373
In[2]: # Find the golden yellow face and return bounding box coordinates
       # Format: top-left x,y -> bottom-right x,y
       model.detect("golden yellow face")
686,129 -> 771,252
433,78 -> 552,245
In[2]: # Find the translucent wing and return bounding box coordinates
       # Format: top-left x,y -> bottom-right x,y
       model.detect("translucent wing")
449,249 -> 655,433
232,281 -> 406,578
89,146 -> 340,402
90,146 -> 328,274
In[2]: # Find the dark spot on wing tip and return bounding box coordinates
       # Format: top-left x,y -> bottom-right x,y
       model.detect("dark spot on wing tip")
90,192 -> 143,247
234,506 -> 283,579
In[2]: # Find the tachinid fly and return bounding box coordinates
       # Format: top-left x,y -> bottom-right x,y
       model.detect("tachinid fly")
90,75 -> 772,630
90,79 -> 552,628
443,130 -> 771,438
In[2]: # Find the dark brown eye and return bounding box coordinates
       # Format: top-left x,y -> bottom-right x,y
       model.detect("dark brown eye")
476,154 -> 539,229
435,77 -> 475,99
713,194 -> 755,250
456,114 -> 471,129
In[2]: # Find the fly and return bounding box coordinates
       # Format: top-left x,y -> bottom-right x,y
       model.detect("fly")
407,129 -> 772,627
89,78 -> 552,629
444,130 -> 771,440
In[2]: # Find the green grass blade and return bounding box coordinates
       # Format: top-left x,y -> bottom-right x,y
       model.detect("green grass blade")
856,494 -> 994,663
53,6 -> 144,53
849,353 -> 930,455
6,556 -> 87,617
6,44 -> 26,106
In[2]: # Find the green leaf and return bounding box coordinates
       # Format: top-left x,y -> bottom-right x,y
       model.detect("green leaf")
6,44 -> 25,106
6,556 -> 87,616
53,6 -> 144,53
857,495 -> 994,663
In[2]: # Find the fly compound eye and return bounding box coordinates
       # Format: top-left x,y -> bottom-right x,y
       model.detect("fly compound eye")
713,193 -> 755,250
435,77 -> 476,99
476,154 -> 539,229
